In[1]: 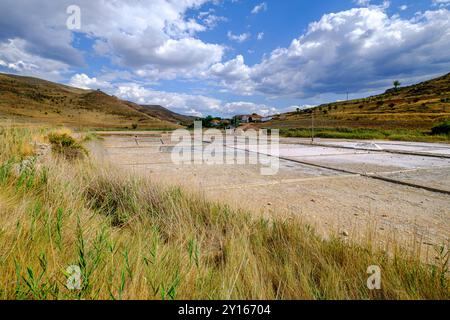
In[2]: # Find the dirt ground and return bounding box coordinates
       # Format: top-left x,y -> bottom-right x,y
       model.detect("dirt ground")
93,132 -> 450,260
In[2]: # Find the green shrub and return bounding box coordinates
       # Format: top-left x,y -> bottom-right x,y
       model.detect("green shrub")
48,132 -> 86,159
431,121 -> 450,135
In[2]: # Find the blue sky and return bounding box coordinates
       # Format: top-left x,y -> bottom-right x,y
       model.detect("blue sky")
0,0 -> 449,117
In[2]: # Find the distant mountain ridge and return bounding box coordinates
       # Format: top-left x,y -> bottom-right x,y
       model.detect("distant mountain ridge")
0,73 -> 190,129
137,105 -> 194,126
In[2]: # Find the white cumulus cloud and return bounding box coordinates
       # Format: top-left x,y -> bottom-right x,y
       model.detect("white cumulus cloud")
213,7 -> 450,98
114,83 -> 275,118
0,38 -> 70,80
0,0 -> 225,81
251,2 -> 267,15
227,31 -> 251,43
69,73 -> 112,90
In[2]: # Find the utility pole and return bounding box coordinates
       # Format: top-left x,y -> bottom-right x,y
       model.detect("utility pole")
311,109 -> 315,144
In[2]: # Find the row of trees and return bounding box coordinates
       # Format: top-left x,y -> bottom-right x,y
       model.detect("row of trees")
188,115 -> 234,129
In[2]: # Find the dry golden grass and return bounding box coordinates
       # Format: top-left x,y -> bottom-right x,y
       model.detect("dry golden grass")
18,143 -> 35,158
0,126 -> 448,300
256,73 -> 450,133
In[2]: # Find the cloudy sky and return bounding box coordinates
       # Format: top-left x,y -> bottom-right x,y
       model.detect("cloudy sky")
0,0 -> 449,117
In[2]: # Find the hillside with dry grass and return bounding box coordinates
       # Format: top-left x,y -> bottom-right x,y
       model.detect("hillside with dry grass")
259,73 -> 450,131
0,73 -> 180,130
136,105 -> 194,126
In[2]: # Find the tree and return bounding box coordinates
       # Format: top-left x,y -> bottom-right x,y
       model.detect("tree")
202,115 -> 214,128
393,80 -> 401,90
296,107 -> 300,114
232,116 -> 241,128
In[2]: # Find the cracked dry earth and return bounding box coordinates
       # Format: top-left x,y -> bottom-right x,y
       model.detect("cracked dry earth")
92,132 -> 450,262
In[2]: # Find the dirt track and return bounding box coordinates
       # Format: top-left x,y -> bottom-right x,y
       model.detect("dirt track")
94,132 -> 450,258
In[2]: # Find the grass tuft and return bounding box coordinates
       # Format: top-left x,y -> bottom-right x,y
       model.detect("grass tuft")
432,121 -> 450,136
47,131 -> 87,160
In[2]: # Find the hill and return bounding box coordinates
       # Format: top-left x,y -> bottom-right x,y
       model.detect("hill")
0,73 -> 181,130
136,105 -> 194,126
257,73 -> 450,130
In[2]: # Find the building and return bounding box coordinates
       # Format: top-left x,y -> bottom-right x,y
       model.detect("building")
235,115 -> 250,123
210,119 -> 221,127
261,116 -> 273,123
249,114 -> 263,123
235,114 -> 264,123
